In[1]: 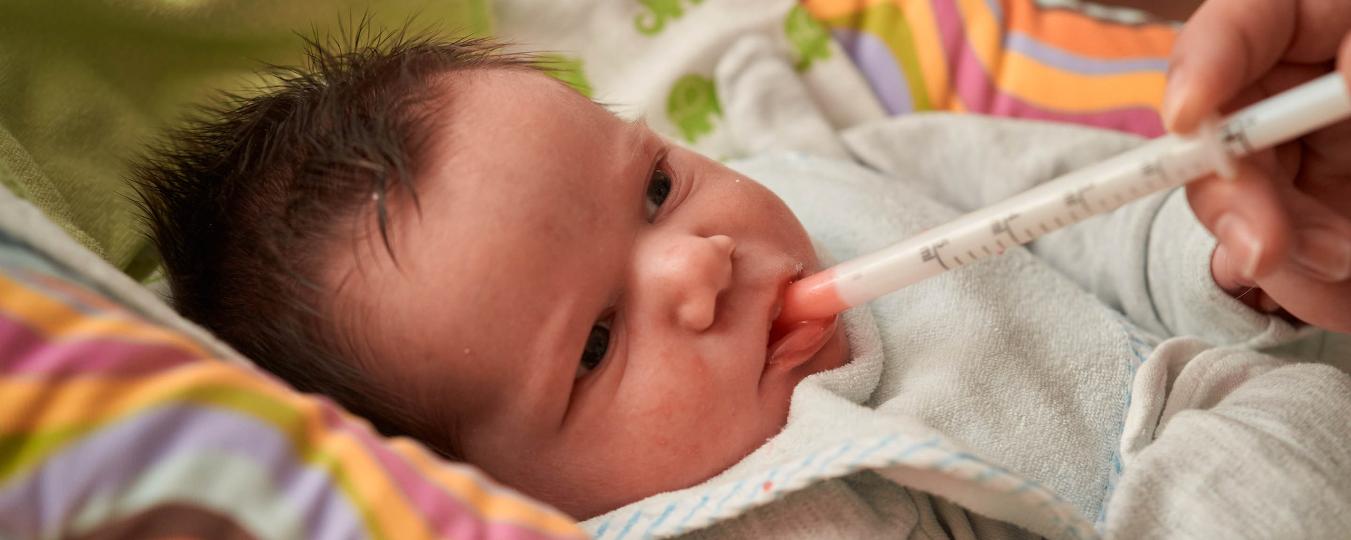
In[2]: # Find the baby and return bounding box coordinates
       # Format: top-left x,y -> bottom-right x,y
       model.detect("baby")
136,30 -> 1351,534
136,35 -> 849,518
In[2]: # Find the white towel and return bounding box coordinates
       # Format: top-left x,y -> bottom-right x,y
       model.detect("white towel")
582,38 -> 1351,540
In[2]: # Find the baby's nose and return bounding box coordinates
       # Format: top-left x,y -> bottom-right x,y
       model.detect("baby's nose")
664,234 -> 736,332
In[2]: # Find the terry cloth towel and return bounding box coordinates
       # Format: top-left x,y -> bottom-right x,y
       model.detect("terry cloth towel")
581,40 -> 1351,540
583,122 -> 1351,540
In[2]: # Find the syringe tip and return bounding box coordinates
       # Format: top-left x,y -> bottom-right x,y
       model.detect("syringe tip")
776,269 -> 849,325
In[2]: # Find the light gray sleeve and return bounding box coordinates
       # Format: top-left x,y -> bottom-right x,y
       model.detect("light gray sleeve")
1103,345 -> 1351,538
1032,187 -> 1298,347
842,115 -> 1297,346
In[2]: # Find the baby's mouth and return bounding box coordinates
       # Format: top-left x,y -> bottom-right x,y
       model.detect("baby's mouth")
765,268 -> 837,369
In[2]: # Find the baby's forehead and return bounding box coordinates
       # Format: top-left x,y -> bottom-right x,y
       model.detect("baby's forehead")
360,66 -> 650,268
428,72 -> 643,171
429,66 -> 600,120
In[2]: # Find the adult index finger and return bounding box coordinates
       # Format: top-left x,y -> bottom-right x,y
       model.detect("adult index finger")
1163,0 -> 1294,133
1185,157 -> 1293,282
1342,34 -> 1351,98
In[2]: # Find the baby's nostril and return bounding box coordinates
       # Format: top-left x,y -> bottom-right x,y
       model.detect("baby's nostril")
678,295 -> 716,331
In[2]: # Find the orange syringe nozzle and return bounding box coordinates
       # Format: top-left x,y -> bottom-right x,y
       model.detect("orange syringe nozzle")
775,269 -> 850,325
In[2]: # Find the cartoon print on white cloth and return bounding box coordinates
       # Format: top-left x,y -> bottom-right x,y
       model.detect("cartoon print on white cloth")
538,54 -> 594,98
785,4 -> 831,71
634,0 -> 705,36
666,74 -> 721,143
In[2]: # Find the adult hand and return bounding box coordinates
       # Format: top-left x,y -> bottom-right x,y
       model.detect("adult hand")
1164,0 -> 1351,332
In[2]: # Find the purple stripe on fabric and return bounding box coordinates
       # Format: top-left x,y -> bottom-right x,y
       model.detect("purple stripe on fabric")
0,312 -> 196,376
831,29 -> 913,114
982,0 -> 1004,24
4,267 -> 122,319
314,405 -> 570,540
0,401 -> 569,540
0,406 -> 364,539
1006,32 -> 1169,75
930,0 -> 1164,136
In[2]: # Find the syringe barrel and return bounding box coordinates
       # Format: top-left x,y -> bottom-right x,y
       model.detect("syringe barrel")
825,137 -> 1205,308
777,73 -> 1351,324
1222,73 -> 1351,154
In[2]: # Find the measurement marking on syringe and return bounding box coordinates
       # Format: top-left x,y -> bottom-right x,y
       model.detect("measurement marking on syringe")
1222,118 -> 1256,154
967,250 -> 977,260
982,245 -> 992,255
920,241 -> 951,270
1053,216 -> 1064,227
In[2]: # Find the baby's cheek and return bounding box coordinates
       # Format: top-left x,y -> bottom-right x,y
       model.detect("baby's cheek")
624,355 -> 740,442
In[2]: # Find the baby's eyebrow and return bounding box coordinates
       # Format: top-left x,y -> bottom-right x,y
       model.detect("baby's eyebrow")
622,118 -> 654,165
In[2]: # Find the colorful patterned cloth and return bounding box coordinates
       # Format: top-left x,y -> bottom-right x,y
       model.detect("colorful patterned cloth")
0,231 -> 584,540
806,0 -> 1177,136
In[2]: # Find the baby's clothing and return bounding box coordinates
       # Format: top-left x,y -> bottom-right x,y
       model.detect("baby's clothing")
582,115 -> 1351,539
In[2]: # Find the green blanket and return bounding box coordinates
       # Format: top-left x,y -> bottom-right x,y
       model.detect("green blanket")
0,0 -> 490,280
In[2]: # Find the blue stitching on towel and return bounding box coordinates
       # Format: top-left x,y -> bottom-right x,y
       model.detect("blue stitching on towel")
594,519 -> 611,538
1096,314 -> 1155,528
852,434 -> 901,464
641,504 -> 677,538
811,442 -> 855,476
934,451 -> 978,471
710,479 -> 749,516
778,446 -> 825,488
614,510 -> 644,540
896,436 -> 941,460
672,494 -> 710,531
972,464 -> 997,483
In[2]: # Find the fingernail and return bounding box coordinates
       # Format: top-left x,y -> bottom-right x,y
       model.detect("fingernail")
1215,214 -> 1262,281
1290,227 -> 1351,282
1161,67 -> 1187,132
1212,243 -> 1253,289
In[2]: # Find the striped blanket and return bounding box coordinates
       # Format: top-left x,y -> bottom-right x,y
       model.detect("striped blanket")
808,0 -> 1176,136
0,195 -> 583,539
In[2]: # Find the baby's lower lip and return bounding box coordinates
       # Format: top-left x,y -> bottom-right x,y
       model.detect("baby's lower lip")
764,315 -> 836,368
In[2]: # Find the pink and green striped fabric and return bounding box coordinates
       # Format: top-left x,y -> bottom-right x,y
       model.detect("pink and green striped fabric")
0,240 -> 584,540
807,0 -> 1176,137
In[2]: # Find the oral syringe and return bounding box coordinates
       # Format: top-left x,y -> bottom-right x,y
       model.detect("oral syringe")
777,72 -> 1351,324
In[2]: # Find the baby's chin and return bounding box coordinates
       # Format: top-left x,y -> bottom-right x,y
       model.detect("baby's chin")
805,323 -> 852,373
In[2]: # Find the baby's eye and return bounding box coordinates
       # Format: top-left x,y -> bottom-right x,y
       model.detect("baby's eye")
576,318 -> 611,379
644,167 -> 672,220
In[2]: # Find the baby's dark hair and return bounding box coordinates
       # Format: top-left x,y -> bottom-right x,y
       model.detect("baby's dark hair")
134,28 -> 536,456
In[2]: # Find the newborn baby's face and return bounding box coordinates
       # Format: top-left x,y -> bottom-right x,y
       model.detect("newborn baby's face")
332,69 -> 849,518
